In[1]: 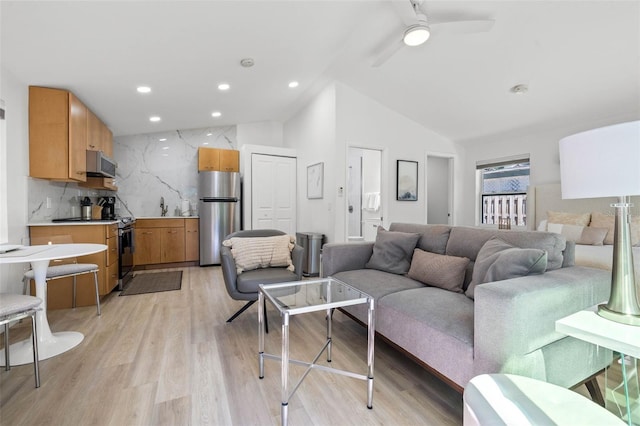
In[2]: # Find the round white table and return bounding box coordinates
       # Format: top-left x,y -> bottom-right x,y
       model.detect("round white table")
0,243 -> 107,366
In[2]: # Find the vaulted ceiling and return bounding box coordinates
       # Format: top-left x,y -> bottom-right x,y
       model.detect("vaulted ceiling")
2,1 -> 639,141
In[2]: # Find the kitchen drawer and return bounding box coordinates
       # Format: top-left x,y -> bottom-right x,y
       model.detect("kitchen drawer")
136,218 -> 184,228
105,261 -> 119,293
108,223 -> 118,239
106,236 -> 118,266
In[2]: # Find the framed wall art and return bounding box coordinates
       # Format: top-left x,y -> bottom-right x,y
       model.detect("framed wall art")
307,162 -> 324,199
397,160 -> 418,201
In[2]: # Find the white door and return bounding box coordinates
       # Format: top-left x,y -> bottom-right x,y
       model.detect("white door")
251,153 -> 296,234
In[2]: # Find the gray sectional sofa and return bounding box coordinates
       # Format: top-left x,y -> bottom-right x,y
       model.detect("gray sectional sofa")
321,223 -> 612,392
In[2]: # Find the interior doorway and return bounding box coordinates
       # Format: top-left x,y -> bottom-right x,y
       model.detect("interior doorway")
426,153 -> 454,225
347,147 -> 382,241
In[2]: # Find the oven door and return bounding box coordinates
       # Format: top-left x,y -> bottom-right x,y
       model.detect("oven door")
118,225 -> 135,289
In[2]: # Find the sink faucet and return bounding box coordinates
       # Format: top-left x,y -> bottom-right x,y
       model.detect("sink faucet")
160,197 -> 168,217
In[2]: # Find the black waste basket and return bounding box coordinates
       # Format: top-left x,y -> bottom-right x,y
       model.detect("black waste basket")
296,232 -> 324,277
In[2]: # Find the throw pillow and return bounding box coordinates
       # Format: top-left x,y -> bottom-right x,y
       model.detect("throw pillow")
590,211 -> 640,246
547,211 -> 591,226
222,234 -> 295,274
465,237 -> 548,299
546,223 -> 608,246
365,226 -> 420,275
407,249 -> 470,293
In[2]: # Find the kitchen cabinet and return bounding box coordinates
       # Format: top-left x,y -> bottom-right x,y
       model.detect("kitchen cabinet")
87,109 -> 114,156
185,218 -> 199,262
29,86 -> 88,182
198,147 -> 239,172
30,86 -> 115,188
28,223 -> 119,309
134,218 -> 188,265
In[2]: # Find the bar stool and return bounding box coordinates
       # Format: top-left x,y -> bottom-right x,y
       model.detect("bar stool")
0,294 -> 42,388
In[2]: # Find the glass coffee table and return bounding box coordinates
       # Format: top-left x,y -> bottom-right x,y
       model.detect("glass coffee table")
258,277 -> 375,426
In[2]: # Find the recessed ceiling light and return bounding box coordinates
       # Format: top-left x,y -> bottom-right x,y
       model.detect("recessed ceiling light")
149,116 -> 161,122
203,142 -> 209,145
162,146 -> 169,150
288,81 -> 299,88
137,86 -> 151,93
206,133 -> 212,136
159,138 -> 167,142
211,111 -> 222,118
218,83 -> 230,91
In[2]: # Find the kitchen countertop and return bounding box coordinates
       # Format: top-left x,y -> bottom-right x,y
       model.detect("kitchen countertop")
29,220 -> 121,226
136,216 -> 199,219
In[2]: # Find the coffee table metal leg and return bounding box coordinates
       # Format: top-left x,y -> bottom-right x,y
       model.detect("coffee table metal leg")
258,291 -> 265,379
367,297 -> 375,409
281,312 -> 290,426
326,308 -> 332,362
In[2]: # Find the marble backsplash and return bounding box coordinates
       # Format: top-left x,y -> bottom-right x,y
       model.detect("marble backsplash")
28,125 -> 237,222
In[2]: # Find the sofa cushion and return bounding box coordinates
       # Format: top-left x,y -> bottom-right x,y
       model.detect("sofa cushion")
466,237 -> 548,299
365,226 -> 420,274
223,234 -> 295,274
407,249 -> 470,293
334,269 -> 425,324
446,227 -> 565,271
389,223 -> 452,254
377,287 -> 475,386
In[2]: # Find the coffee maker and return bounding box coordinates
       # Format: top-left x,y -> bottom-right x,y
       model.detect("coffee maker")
99,196 -> 116,220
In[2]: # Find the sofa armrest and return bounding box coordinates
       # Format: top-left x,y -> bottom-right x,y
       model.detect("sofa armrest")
321,242 -> 374,277
474,266 -> 611,369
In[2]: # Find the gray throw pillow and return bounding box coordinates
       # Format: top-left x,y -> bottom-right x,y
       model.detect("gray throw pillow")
365,227 -> 420,275
465,237 -> 548,299
407,249 -> 470,293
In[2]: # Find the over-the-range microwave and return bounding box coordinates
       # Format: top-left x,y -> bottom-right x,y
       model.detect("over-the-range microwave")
86,150 -> 116,178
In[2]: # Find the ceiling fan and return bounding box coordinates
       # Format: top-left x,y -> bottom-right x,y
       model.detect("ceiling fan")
371,0 -> 495,67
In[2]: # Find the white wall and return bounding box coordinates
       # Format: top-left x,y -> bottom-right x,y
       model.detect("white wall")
237,121 -> 283,147
283,84 -> 337,240
0,66 -> 30,293
334,83 -> 462,239
284,82 -> 463,243
457,116 -> 639,227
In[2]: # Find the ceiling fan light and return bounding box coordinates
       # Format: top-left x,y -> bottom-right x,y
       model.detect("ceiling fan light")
403,25 -> 430,46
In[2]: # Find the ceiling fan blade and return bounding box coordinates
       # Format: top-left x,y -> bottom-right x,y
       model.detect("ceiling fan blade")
390,0 -> 420,26
371,38 -> 405,68
429,19 -> 495,35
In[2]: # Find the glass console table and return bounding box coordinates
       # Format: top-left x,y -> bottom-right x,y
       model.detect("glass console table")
258,277 -> 374,426
557,306 -> 640,425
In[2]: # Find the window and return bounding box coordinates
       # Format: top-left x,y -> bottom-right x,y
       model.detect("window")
477,155 -> 530,227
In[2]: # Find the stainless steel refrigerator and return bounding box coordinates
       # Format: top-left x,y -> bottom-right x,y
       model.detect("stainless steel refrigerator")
198,171 -> 241,265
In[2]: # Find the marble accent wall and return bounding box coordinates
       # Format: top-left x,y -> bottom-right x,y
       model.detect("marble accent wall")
27,125 -> 236,222
113,126 -> 236,218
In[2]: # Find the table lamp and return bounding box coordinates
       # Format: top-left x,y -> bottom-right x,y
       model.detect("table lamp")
559,120 -> 640,326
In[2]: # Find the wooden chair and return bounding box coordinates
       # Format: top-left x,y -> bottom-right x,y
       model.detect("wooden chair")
23,235 -> 101,315
0,294 -> 42,387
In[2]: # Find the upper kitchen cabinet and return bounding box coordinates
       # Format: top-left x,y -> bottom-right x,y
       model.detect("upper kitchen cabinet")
29,86 -> 114,184
29,86 -> 88,182
87,109 -> 113,157
198,147 -> 239,172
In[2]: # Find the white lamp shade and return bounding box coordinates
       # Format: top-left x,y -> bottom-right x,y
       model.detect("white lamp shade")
559,120 -> 640,199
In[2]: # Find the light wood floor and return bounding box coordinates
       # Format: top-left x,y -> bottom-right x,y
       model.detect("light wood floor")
0,266 -> 465,425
